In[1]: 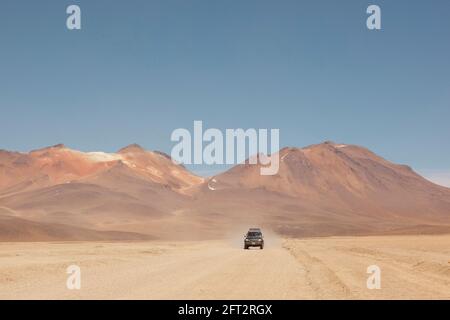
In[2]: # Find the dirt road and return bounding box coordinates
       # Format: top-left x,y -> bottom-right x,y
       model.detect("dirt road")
0,235 -> 449,299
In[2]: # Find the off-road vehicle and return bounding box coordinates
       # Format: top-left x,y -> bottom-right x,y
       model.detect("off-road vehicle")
244,228 -> 264,250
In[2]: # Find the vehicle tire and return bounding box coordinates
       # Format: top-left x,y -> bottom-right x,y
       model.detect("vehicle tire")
260,245 -> 264,250
244,245 -> 248,250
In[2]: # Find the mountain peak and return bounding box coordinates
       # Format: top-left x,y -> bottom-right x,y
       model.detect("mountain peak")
301,141 -> 350,151
118,144 -> 145,154
154,151 -> 172,160
46,143 -> 65,149
30,144 -> 67,153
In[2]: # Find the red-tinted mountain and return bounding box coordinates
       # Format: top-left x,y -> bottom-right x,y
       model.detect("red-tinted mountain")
1,142 -> 449,240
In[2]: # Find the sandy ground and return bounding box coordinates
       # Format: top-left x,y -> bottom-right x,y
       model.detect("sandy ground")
0,235 -> 449,300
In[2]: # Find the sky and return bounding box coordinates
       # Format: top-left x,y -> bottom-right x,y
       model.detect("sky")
0,0 -> 449,183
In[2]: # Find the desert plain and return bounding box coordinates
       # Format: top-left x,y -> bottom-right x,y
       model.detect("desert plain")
0,234 -> 449,300
1,142 -> 450,299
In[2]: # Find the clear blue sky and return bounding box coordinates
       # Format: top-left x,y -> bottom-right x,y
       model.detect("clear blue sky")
1,0 -> 449,181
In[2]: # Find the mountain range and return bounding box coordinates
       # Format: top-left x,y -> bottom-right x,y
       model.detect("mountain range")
1,142 -> 449,241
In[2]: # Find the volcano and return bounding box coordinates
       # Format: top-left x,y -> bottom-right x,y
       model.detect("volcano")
0,142 -> 449,240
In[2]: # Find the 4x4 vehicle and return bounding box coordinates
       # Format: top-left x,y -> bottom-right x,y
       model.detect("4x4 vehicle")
244,228 -> 264,250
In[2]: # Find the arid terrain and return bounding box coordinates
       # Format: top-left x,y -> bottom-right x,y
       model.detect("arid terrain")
1,142 -> 450,241
0,234 -> 449,300
1,142 -> 449,300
